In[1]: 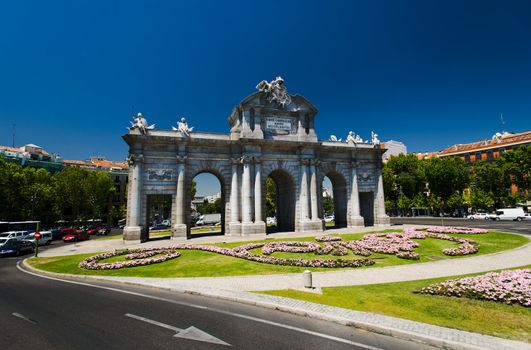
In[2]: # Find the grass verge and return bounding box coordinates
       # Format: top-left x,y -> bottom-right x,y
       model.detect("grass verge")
27,231 -> 528,278
260,266 -> 531,342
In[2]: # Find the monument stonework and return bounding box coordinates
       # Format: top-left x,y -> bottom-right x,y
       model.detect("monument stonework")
123,78 -> 390,242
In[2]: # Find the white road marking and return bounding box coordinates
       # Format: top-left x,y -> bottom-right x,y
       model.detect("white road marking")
125,313 -> 231,346
12,312 -> 36,324
18,262 -> 382,350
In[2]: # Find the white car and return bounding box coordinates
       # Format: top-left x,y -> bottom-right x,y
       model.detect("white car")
24,231 -> 52,246
466,213 -> 490,220
323,215 -> 335,223
266,217 -> 276,225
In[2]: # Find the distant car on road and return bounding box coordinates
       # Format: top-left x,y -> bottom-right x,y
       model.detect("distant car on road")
149,223 -> 169,231
62,230 -> 90,243
466,213 -> 491,220
0,231 -> 30,241
0,238 -> 34,257
25,231 -> 53,246
323,215 -> 335,223
490,208 -> 526,221
266,217 -> 277,225
524,213 -> 531,221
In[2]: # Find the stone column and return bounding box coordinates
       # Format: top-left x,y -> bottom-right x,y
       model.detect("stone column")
349,161 -> 365,227
254,159 -> 263,223
229,158 -> 241,236
172,155 -> 187,238
374,162 -> 390,226
309,160 -> 320,222
299,159 -> 310,221
123,154 -> 143,242
241,156 -> 253,224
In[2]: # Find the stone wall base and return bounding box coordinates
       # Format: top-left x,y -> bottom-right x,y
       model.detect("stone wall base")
171,224 -> 187,239
123,226 -> 142,241
241,221 -> 266,235
228,222 -> 242,236
374,215 -> 391,226
298,220 -> 323,232
349,216 -> 365,227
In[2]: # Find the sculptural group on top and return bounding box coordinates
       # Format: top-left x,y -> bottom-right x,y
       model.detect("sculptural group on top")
329,130 -> 380,146
256,76 -> 292,108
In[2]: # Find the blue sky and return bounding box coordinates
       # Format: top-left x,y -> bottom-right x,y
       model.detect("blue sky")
1,1 -> 531,194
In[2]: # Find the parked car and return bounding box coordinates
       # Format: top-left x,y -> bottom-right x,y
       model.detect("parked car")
0,238 -> 34,257
266,217 -> 277,225
62,230 -> 90,242
149,223 -> 169,231
50,227 -> 65,240
490,208 -> 526,221
323,215 -> 335,223
25,231 -> 53,246
0,231 -> 29,241
96,225 -> 112,236
466,213 -> 491,220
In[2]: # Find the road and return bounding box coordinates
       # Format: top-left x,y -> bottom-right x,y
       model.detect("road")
0,251 -> 434,350
390,217 -> 531,235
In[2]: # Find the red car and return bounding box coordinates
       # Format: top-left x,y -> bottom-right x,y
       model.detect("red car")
62,230 -> 90,242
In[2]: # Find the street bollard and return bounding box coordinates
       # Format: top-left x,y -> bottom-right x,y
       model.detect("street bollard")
303,270 -> 313,289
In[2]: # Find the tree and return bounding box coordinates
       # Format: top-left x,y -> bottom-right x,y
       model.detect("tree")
447,192 -> 465,212
190,180 -> 197,200
471,159 -> 510,208
502,145 -> 531,197
265,177 -> 277,217
470,189 -> 494,211
323,197 -> 334,215
397,194 -> 411,216
424,157 -> 469,207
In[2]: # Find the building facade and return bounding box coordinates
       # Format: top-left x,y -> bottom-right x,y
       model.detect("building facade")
123,79 -> 390,242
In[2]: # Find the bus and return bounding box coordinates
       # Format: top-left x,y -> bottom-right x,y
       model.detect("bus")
0,221 -> 41,233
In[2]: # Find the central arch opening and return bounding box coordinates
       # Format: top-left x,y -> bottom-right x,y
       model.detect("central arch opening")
322,171 -> 347,229
145,194 -> 172,241
266,169 -> 295,233
190,172 -> 225,237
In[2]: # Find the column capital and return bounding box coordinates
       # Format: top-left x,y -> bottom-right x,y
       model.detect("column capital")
240,155 -> 253,164
176,155 -> 188,164
350,160 -> 359,168
230,157 -> 241,165
252,157 -> 262,164
127,153 -> 144,166
310,159 -> 320,167
300,158 -> 311,166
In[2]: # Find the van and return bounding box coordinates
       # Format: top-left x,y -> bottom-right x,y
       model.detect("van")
492,208 -> 526,221
0,231 -> 29,241
25,231 -> 53,246
195,213 -> 221,226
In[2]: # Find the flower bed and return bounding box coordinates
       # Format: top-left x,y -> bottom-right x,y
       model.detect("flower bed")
417,269 -> 531,307
79,226 -> 487,270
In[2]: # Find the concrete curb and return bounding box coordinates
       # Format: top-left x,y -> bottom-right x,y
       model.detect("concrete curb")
21,259 -> 530,350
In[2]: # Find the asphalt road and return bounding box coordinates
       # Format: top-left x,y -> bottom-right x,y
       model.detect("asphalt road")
0,255 -> 435,350
390,217 -> 531,235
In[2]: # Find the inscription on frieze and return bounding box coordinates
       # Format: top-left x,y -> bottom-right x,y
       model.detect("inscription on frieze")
265,116 -> 294,134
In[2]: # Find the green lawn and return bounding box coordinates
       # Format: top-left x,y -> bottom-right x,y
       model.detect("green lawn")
261,266 -> 531,342
28,231 -> 528,278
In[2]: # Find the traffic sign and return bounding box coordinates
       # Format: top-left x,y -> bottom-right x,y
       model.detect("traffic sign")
34,232 -> 41,240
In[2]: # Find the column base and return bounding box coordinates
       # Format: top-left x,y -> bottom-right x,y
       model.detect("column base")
171,224 -> 188,238
123,226 -> 142,241
228,222 -> 241,236
374,215 -> 391,226
298,219 -> 323,232
241,221 -> 266,235
348,216 -> 365,227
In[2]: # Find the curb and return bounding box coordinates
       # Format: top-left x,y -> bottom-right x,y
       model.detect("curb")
21,259 -> 530,350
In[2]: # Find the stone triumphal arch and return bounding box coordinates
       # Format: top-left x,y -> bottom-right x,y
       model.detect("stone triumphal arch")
123,77 -> 390,242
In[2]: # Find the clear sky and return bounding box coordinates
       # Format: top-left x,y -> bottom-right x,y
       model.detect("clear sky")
1,1 -> 530,194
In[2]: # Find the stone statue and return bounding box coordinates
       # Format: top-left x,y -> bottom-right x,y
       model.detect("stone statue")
346,131 -> 356,143
256,76 -> 292,107
371,131 -> 380,145
172,117 -> 194,136
329,135 -> 342,142
355,134 -> 363,143
129,112 -> 155,134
